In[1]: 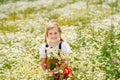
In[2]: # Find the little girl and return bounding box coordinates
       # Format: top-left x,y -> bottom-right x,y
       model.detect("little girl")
40,22 -> 72,79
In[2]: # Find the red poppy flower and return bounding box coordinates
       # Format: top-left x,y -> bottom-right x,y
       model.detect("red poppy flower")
63,66 -> 72,78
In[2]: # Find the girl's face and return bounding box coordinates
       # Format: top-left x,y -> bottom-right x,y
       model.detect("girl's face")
47,27 -> 60,43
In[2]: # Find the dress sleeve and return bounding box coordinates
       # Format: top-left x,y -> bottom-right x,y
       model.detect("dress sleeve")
39,44 -> 46,58
61,42 -> 72,54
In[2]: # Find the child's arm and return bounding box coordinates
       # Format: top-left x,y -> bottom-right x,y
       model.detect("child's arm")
40,44 -> 47,70
41,58 -> 46,70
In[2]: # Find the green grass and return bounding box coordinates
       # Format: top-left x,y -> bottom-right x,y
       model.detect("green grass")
0,25 -> 19,33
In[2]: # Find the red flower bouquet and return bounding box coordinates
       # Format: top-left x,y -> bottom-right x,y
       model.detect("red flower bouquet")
45,48 -> 74,79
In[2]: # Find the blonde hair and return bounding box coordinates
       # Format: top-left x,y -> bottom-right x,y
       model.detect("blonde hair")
45,22 -> 64,44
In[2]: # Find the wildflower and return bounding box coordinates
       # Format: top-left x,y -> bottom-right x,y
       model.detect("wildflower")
59,70 -> 63,73
113,58 -> 117,63
47,48 -> 68,71
63,66 -> 73,78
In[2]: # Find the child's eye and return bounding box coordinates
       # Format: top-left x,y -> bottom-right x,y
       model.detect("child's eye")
54,32 -> 57,34
49,33 -> 52,35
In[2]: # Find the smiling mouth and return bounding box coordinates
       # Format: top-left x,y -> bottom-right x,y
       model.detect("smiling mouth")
52,38 -> 57,39
51,37 -> 57,39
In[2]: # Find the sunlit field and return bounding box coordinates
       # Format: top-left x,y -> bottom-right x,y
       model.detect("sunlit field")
0,0 -> 120,80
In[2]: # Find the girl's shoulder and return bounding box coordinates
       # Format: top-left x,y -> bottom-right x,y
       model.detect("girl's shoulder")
40,43 -> 46,48
61,41 -> 70,46
61,41 -> 71,53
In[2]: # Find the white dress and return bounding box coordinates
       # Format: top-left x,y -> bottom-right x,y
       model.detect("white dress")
39,42 -> 71,58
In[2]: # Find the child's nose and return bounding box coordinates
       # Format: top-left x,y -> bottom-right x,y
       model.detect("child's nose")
52,34 -> 56,37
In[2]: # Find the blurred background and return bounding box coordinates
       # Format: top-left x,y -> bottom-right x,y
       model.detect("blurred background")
0,0 -> 120,80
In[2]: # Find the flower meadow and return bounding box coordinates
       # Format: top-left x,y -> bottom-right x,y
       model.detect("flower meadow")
0,0 -> 120,80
